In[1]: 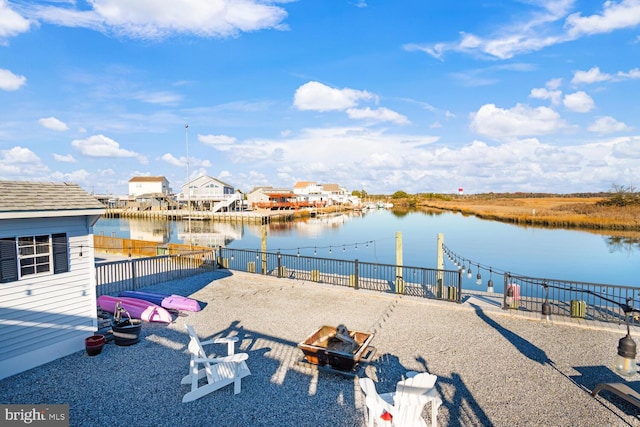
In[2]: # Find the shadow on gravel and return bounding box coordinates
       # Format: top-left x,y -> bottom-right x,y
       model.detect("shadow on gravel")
469,302 -> 552,365
182,319 -> 364,426
572,365 -> 640,420
140,269 -> 234,311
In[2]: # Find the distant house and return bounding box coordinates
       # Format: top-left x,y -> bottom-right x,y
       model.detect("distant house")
293,181 -> 350,205
177,175 -> 239,212
0,181 -> 105,380
248,186 -> 321,210
293,181 -> 323,196
128,176 -> 171,197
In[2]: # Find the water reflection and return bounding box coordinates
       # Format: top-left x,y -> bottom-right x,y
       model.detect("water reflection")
604,235 -> 640,254
130,219 -> 171,243
181,220 -> 242,248
94,209 -> 640,287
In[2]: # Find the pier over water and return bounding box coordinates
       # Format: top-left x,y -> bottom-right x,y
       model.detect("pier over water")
102,207 -> 294,224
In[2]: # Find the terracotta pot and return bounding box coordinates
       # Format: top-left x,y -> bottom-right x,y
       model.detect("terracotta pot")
85,334 -> 105,356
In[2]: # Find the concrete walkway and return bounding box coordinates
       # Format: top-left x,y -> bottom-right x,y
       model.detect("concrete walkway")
1,270 -> 639,426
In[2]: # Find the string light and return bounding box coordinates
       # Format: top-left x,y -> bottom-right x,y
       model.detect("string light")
443,244 -> 525,290
487,268 -> 494,293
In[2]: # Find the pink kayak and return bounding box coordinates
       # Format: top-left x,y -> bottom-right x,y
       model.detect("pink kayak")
118,290 -> 201,312
97,295 -> 173,323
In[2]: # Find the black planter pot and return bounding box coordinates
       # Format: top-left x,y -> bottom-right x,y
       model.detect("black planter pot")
112,319 -> 142,346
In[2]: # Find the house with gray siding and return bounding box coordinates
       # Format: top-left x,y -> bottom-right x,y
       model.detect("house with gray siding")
0,181 -> 105,380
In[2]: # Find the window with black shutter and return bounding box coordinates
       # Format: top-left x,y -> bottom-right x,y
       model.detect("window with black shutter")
0,233 -> 70,282
0,238 -> 18,283
52,233 -> 69,274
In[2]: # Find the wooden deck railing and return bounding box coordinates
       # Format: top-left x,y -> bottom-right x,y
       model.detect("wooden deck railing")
95,250 -> 216,297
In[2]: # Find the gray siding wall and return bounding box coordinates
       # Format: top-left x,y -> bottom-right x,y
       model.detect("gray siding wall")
0,216 -> 97,369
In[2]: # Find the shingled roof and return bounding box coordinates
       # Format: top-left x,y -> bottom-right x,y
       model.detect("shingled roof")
0,181 -> 105,215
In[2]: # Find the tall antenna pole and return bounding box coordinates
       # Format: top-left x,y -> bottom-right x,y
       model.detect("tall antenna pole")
185,124 -> 192,250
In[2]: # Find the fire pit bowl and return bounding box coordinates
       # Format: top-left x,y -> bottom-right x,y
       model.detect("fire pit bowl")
298,325 -> 374,372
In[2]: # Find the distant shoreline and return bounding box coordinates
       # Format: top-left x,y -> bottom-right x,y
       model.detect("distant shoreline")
405,195 -> 640,235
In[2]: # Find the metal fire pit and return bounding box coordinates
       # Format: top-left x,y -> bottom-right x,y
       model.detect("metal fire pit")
297,325 -> 375,376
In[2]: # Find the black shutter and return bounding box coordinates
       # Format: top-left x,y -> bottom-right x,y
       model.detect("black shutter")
52,233 -> 69,274
0,238 -> 17,283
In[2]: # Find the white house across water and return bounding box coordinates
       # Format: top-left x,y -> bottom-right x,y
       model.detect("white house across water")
177,175 -> 240,211
0,181 -> 105,380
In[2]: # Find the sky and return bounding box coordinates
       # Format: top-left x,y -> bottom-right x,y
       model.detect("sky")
1,0 -> 640,196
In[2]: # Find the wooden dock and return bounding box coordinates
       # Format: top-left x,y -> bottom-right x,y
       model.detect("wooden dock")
102,208 -> 294,224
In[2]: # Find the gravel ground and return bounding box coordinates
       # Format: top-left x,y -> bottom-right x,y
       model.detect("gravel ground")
1,270 -> 639,427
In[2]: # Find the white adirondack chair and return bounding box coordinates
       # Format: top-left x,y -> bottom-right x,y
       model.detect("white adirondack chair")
360,373 -> 442,427
181,324 -> 251,403
359,377 -> 396,427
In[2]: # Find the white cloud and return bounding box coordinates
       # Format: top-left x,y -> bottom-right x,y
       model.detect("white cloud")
612,136 -> 640,161
470,103 -> 566,139
20,0 -> 289,40
2,146 -> 40,163
160,153 -> 211,168
404,1 -> 574,59
405,1 -> 640,61
71,134 -> 147,163
565,0 -> 640,37
563,91 -> 595,112
198,134 -> 237,149
546,78 -> 563,90
0,68 -> 26,91
0,146 -> 49,178
39,117 -> 69,131
0,0 -> 31,40
587,116 -> 631,134
571,66 -> 612,84
293,81 -> 375,112
50,169 -> 91,184
572,66 -> 640,85
131,90 -> 182,105
53,153 -> 76,163
611,137 -> 640,159
346,107 -> 410,125
223,127 -> 439,168
530,88 -> 562,105
161,153 -> 183,167
617,68 -> 640,79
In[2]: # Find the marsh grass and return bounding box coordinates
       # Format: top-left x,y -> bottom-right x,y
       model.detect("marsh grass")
416,196 -> 640,233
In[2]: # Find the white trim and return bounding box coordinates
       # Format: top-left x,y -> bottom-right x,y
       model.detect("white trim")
0,209 -> 105,220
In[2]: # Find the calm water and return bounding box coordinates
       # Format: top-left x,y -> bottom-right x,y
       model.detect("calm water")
94,209 -> 640,290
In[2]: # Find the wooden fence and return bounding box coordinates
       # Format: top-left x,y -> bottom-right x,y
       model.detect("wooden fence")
94,235 -> 211,257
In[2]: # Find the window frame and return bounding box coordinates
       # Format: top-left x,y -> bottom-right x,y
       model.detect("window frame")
17,234 -> 53,277
0,233 -> 69,283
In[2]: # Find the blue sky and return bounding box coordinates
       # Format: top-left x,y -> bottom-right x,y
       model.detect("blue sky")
1,1 -> 639,195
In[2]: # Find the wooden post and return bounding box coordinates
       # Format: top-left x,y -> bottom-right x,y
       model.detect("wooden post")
395,231 -> 404,294
261,224 -> 267,274
436,233 -> 444,298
